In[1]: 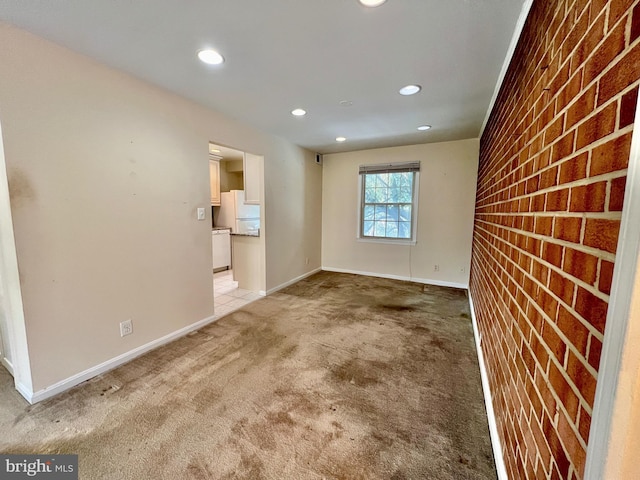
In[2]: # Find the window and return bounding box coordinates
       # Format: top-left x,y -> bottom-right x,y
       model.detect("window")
359,161 -> 420,242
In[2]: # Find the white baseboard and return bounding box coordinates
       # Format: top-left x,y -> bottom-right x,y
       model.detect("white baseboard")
1,356 -> 13,376
468,292 -> 508,480
322,266 -> 468,290
265,267 -> 322,295
27,314 -> 218,404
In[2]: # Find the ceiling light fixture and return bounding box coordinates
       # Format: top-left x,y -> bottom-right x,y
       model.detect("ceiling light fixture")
291,108 -> 307,116
399,84 -> 422,96
417,125 -> 432,131
359,0 -> 387,7
197,49 -> 224,65
336,136 -> 347,142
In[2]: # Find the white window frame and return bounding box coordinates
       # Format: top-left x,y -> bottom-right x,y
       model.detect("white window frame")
357,162 -> 420,246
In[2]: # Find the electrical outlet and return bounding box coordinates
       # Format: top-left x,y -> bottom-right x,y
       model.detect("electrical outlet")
434,264 -> 439,272
305,257 -> 310,265
120,319 -> 133,337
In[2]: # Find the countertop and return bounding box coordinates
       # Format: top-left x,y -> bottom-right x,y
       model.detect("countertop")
212,226 -> 232,231
231,232 -> 260,237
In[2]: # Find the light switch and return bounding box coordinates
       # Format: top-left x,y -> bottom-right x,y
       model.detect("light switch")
197,207 -> 206,220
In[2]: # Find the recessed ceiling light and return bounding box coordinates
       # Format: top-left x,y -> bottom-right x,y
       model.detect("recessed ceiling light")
197,49 -> 224,65
291,108 -> 307,116
359,0 -> 387,7
339,100 -> 353,107
399,84 -> 422,96
336,136 -> 347,142
417,125 -> 432,131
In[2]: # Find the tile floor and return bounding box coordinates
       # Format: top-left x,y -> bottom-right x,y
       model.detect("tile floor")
213,269 -> 262,318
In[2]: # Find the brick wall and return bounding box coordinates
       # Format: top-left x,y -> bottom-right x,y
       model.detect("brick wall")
469,1 -> 640,479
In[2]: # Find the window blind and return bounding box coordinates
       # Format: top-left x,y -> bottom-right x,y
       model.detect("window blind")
358,161 -> 421,175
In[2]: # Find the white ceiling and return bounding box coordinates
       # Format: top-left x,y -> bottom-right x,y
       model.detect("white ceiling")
0,0 -> 526,154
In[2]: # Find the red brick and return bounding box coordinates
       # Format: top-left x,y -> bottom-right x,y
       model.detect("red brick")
584,20 -> 626,85
570,181 -> 607,212
542,241 -> 564,268
559,152 -> 588,184
546,188 -> 569,211
551,131 -> 576,163
549,362 -> 580,421
575,286 -> 608,333
526,175 -> 540,194
544,115 -> 565,146
609,176 -> 627,211
572,11 -> 606,75
557,69 -> 583,112
632,4 -> 640,44
542,321 -> 567,363
557,408 -> 587,477
532,193 -> 546,211
557,305 -> 589,356
541,288 -> 560,318
554,216 -> 582,243
563,248 -> 598,284
590,132 -> 632,176
589,0 -> 608,23
533,259 -> 550,284
561,8 -> 590,63
544,413 -> 571,478
576,103 -> 617,150
609,0 -> 635,29
567,350 -> 597,407
535,215 -> 554,236
588,335 -> 603,370
620,86 -> 638,128
599,260 -> 615,295
583,218 -> 620,253
599,42 -> 640,105
549,270 -> 575,305
566,85 -> 596,129
540,166 -> 558,189
531,332 -> 550,371
578,406 -> 592,444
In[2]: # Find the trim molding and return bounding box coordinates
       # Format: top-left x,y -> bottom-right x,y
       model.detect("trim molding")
26,314 -> 218,404
479,0 -> 534,137
1,356 -> 13,376
322,266 -> 468,290
468,291 -> 509,480
265,267 -> 322,295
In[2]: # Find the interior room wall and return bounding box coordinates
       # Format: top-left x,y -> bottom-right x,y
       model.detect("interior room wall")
0,23 -> 322,397
263,142 -> 323,292
469,1 -> 639,478
321,140 -> 479,288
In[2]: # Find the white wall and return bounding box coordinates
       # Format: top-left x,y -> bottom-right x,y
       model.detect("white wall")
0,23 -> 321,396
264,143 -> 323,291
322,140 -> 479,288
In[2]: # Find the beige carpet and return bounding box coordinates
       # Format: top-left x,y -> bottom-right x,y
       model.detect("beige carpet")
0,272 -> 496,479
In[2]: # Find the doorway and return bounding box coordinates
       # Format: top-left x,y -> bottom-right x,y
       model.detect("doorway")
208,142 -> 266,318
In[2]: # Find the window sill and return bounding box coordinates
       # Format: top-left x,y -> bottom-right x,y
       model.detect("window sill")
357,237 -> 416,246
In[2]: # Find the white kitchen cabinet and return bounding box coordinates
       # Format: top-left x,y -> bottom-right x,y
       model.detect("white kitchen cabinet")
243,152 -> 262,205
210,159 -> 221,206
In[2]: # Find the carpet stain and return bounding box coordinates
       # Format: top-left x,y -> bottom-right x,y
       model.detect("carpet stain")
0,271 -> 496,479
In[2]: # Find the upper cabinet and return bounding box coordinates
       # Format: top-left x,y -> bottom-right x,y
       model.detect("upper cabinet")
243,152 -> 262,205
209,159 -> 221,206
